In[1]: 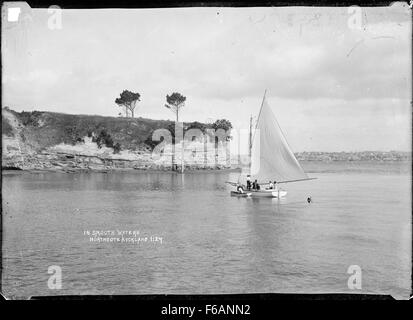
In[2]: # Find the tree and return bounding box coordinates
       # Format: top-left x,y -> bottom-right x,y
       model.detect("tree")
212,119 -> 233,131
93,129 -> 114,148
211,119 -> 233,146
165,92 -> 186,172
165,92 -> 186,122
115,90 -> 141,118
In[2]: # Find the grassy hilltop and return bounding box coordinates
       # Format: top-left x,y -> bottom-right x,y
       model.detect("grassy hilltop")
2,107 -> 226,153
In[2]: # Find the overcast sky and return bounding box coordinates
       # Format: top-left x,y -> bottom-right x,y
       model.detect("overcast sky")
2,3 -> 411,152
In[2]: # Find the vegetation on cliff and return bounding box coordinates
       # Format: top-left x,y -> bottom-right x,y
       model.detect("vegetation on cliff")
2,107 -> 232,153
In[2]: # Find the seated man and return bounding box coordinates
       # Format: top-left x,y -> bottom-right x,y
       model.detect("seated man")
268,181 -> 274,189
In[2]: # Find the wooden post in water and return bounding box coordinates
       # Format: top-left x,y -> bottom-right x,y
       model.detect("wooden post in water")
181,135 -> 184,173
176,115 -> 184,174
237,129 -> 241,168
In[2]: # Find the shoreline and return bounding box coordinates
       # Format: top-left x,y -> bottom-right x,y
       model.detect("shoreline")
1,167 -> 242,174
2,160 -> 411,175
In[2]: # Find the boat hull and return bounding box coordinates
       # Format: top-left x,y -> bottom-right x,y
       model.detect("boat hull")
250,189 -> 287,198
230,191 -> 251,197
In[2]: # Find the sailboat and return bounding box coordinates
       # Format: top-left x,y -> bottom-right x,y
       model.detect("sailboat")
228,90 -> 314,198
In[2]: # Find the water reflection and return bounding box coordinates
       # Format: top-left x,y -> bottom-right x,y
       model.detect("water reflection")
1,168 -> 411,298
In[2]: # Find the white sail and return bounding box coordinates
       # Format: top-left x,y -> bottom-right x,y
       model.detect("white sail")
250,94 -> 308,183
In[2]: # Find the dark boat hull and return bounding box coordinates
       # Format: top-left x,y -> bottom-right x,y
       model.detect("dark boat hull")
230,191 -> 251,197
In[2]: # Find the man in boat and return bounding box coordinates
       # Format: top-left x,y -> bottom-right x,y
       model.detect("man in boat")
252,179 -> 257,190
268,181 -> 274,189
273,180 -> 278,191
246,175 -> 251,191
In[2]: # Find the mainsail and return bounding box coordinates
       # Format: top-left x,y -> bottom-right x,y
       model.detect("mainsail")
249,93 -> 308,183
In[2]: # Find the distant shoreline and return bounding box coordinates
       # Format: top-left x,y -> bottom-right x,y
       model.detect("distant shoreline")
294,151 -> 411,162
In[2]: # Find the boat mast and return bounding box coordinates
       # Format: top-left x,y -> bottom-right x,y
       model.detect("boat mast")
177,111 -> 184,174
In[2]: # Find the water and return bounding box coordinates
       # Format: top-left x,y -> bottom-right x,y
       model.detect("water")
2,161 -> 411,299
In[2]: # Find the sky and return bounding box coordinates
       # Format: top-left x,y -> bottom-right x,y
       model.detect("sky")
2,3 -> 412,152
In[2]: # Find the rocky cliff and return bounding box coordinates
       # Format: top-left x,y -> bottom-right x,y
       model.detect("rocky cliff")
2,108 -> 231,171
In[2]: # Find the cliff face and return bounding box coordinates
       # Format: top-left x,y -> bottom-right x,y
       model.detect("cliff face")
2,108 -> 231,171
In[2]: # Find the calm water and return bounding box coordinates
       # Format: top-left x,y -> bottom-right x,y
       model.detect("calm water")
2,161 -> 411,299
